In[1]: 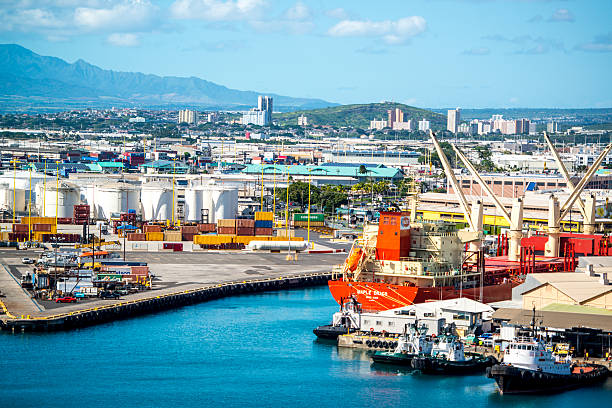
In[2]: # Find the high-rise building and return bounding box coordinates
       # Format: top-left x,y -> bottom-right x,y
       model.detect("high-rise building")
258,95 -> 273,124
457,123 -> 470,134
178,109 -> 198,124
529,122 -> 537,135
447,108 -> 460,133
547,122 -> 558,133
369,119 -> 387,130
418,119 -> 430,131
393,120 -> 412,131
515,119 -> 530,134
242,110 -> 268,126
297,115 -> 308,126
387,108 -> 404,129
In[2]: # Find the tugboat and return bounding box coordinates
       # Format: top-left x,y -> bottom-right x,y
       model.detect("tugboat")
313,297 -> 360,340
487,309 -> 609,394
371,323 -> 433,366
410,332 -> 495,374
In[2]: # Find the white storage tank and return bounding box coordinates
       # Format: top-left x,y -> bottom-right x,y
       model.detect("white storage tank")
141,181 -> 173,221
203,185 -> 238,223
36,181 -> 81,219
184,185 -> 204,222
0,171 -> 46,207
94,182 -> 140,220
0,183 -> 27,212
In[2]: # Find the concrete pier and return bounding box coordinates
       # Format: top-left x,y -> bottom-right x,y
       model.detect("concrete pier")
0,250 -> 345,332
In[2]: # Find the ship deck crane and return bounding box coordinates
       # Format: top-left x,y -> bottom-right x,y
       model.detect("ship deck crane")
542,132 -> 612,256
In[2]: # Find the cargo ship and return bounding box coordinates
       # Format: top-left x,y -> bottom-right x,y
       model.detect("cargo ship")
328,211 -> 558,312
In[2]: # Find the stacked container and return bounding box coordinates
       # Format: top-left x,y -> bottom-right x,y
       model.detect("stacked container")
255,212 -> 274,236
128,232 -> 146,241
197,223 -> 216,233
217,219 -> 236,235
73,204 -> 90,225
181,225 -> 198,242
143,225 -> 162,233
146,232 -> 164,241
236,219 -> 255,236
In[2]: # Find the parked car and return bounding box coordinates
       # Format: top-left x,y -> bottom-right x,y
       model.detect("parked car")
55,296 -> 77,303
98,291 -> 120,300
21,257 -> 35,264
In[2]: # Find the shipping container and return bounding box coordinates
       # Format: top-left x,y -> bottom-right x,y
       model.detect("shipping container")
20,216 -> 56,225
236,227 -> 255,236
236,219 -> 255,228
217,226 -> 236,235
181,225 -> 198,234
197,223 -> 216,233
255,227 -> 273,236
255,220 -> 273,229
33,224 -> 53,232
12,224 -> 29,233
293,221 -> 325,227
218,219 -> 236,228
41,233 -> 81,243
255,211 -> 274,221
164,231 -> 182,242
146,232 -> 164,241
293,213 -> 325,223
143,225 -> 162,233
182,232 -> 196,242
193,235 -> 235,245
128,233 -> 146,241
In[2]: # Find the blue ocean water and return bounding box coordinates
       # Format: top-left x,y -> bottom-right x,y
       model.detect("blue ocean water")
1,286 -> 611,408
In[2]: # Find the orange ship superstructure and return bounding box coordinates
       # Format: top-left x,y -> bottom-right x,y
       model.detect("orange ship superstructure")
328,212 -> 564,312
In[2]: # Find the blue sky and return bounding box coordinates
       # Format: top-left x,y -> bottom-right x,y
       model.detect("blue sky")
1,0 -> 611,108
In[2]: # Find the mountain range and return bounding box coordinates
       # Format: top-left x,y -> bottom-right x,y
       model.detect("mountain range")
0,44 -> 335,112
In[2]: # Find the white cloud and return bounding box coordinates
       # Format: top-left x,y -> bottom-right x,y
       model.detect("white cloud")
170,0 -> 265,21
284,1 -> 310,21
327,16 -> 426,44
549,8 -> 574,23
462,47 -> 490,56
74,1 -> 159,32
576,32 -> 612,53
107,32 -> 140,47
326,8 -> 348,20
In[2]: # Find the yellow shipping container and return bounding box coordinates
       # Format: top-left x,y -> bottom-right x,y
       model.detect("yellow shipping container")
0,231 -> 9,241
193,234 -> 235,245
164,231 -> 182,242
218,219 -> 236,227
146,232 -> 164,241
20,216 -> 56,225
255,211 -> 273,221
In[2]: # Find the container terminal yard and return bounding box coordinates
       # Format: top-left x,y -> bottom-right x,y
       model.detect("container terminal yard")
2,112 -> 612,382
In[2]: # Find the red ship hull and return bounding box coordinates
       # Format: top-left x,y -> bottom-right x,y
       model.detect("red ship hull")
328,280 -> 514,311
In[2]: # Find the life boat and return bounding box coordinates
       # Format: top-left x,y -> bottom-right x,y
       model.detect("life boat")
345,248 -> 363,272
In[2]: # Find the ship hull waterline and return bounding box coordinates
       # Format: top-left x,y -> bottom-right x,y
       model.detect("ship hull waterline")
328,280 -> 514,311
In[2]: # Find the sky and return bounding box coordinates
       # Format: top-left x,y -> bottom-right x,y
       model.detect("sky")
1,0 -> 611,108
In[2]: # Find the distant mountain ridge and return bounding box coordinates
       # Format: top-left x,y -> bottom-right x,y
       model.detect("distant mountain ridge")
276,102 -> 446,129
0,44 -> 335,112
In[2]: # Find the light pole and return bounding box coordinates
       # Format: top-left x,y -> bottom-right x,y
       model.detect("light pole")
11,159 -> 18,225
28,166 -> 32,242
43,160 -> 47,217
307,169 -> 312,245
260,165 -> 264,212
55,161 -> 60,230
172,158 -> 176,227
273,161 -> 276,220
285,173 -> 290,235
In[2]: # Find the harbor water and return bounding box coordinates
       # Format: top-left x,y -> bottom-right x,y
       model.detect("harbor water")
1,286 -> 611,407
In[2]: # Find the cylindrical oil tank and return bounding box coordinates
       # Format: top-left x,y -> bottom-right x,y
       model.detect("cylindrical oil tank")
184,186 -> 204,222
140,181 -> 173,221
36,181 -> 81,219
203,185 -> 238,223
247,240 -> 309,251
94,182 -> 140,220
0,183 -> 27,212
0,171 -> 46,208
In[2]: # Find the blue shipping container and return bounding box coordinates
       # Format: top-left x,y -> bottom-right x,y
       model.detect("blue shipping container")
255,220 -> 273,228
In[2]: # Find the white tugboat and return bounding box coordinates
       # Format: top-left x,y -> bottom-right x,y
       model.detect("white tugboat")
410,332 -> 494,374
487,309 -> 609,394
371,323 -> 433,366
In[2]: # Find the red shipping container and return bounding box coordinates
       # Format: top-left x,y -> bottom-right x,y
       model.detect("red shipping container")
143,225 -> 162,233
181,225 -> 198,234
218,227 -> 236,235
9,232 -> 28,241
182,232 -> 196,242
173,243 -> 183,252
236,227 -> 255,236
12,224 -> 29,232
58,218 -> 73,224
33,224 -> 52,232
236,219 -> 255,228
128,233 -> 146,241
130,266 -> 149,275
197,223 -> 216,232
255,227 -> 273,236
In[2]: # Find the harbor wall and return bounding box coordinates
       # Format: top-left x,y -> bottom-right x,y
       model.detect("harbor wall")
0,272 -> 331,332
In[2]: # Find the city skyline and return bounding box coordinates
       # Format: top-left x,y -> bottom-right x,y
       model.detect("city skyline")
0,1 -> 611,108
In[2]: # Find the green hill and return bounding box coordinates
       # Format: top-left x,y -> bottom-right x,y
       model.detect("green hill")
275,102 -> 446,129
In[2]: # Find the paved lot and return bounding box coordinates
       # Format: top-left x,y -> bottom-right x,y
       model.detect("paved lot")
0,248 -> 346,318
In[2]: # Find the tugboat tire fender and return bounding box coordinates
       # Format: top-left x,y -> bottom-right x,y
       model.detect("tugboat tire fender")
366,340 -> 372,347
